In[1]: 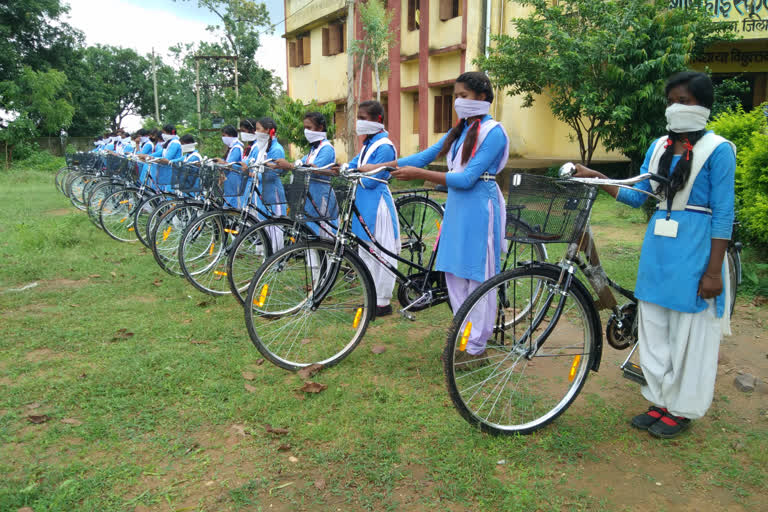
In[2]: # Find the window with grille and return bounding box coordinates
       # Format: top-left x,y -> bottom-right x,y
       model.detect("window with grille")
407,0 -> 420,31
439,0 -> 461,21
322,22 -> 345,56
289,34 -> 312,67
433,87 -> 454,133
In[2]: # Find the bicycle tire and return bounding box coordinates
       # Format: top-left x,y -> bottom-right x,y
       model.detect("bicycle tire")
55,166 -> 74,195
244,239 -> 376,371
727,247 -> 740,317
86,181 -> 120,227
151,201 -> 206,276
67,172 -> 94,211
444,264 -> 601,435
395,195 -> 444,272
99,188 -> 140,242
178,210 -> 257,295
226,218 -> 311,305
134,192 -> 175,248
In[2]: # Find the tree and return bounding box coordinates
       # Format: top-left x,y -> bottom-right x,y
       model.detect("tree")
350,0 -> 394,102
271,96 -> 337,155
0,66 -> 74,135
479,0 -> 731,166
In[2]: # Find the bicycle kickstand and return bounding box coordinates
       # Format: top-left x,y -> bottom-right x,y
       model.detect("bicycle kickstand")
620,343 -> 647,386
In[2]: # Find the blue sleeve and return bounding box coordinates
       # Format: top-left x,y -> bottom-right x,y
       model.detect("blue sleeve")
267,144 -> 285,160
311,145 -> 335,167
348,152 -> 361,170
708,142 -> 736,239
187,155 -> 201,163
166,142 -> 182,163
140,142 -> 153,155
397,133 -> 449,168
616,141 -> 656,208
445,126 -> 506,190
150,145 -> 164,157
227,146 -> 244,170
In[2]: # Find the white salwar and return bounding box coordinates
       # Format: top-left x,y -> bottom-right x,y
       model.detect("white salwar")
638,299 -> 721,420
357,192 -> 401,307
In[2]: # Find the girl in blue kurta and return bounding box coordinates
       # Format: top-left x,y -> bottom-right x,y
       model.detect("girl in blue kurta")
574,71 -> 736,439
347,101 -> 400,316
212,125 -> 246,208
362,72 -> 510,359
154,125 -> 182,193
136,129 -> 155,186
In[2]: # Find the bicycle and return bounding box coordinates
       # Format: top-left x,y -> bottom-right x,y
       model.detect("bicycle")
443,169 -> 672,435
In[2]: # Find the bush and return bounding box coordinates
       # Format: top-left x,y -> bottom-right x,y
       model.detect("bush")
708,103 -> 768,250
10,150 -> 65,173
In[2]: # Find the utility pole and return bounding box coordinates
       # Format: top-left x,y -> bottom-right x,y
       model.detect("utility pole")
234,57 -> 240,129
196,59 -> 202,131
152,47 -> 160,123
345,0 -> 356,159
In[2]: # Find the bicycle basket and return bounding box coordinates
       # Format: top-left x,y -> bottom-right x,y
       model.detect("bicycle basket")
209,165 -> 252,202
505,174 -> 596,244
285,169 -> 350,223
171,162 -> 204,193
104,155 -> 128,177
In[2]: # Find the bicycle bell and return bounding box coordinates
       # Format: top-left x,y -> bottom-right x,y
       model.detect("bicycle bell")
559,162 -> 577,178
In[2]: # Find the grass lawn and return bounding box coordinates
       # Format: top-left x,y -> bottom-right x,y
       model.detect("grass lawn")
1,164 -> 766,511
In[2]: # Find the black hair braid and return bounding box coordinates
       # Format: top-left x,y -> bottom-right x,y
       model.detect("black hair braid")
257,117 -> 278,154
657,129 -> 707,201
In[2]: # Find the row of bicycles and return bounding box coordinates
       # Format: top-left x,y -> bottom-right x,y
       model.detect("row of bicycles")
54,152 -> 742,435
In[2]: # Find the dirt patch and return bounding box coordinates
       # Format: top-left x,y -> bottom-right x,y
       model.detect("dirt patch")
25,348 -> 63,363
46,208 -> 73,216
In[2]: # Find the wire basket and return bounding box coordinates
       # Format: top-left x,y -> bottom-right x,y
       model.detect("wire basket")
285,169 -> 351,223
209,165 -> 252,202
76,153 -> 100,171
104,155 -> 129,177
505,174 -> 597,245
171,162 -> 205,193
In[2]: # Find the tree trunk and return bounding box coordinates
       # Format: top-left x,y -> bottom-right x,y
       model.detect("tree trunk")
357,52 -> 366,103
345,0 -> 356,159
374,62 -> 380,102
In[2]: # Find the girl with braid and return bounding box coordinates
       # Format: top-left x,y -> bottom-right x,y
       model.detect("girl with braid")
574,71 -> 736,438
361,71 -> 510,367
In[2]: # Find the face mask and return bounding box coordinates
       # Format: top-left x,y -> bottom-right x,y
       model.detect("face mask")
181,143 -> 196,154
356,120 -> 385,136
254,132 -> 270,151
140,136 -> 150,145
161,133 -> 172,142
304,129 -> 326,144
222,136 -> 237,146
454,98 -> 491,120
665,103 -> 710,134
240,131 -> 257,142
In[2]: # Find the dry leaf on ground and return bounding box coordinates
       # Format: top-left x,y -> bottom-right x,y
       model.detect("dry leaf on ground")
244,383 -> 257,393
230,424 -> 248,436
61,418 -> 82,426
190,339 -> 208,345
288,456 -> 298,463
314,478 -> 326,490
25,402 -> 41,410
255,358 -> 265,366
299,381 -> 327,394
371,345 -> 387,354
88,274 -> 101,278
265,424 -> 290,435
277,444 -> 291,452
27,414 -> 51,424
297,363 -> 324,380
152,279 -> 162,287
111,328 -> 134,341
242,371 -> 256,381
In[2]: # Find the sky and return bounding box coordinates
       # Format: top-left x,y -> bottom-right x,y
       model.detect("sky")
62,0 -> 288,130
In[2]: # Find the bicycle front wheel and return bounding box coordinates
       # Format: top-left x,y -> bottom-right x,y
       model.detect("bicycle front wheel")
151,202 -> 205,276
244,240 -> 375,371
396,195 -> 444,271
99,188 -> 139,242
444,264 -> 600,435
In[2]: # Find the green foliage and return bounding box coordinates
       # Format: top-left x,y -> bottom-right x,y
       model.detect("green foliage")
712,76 -> 751,118
708,103 -> 768,248
0,66 -> 74,135
349,0 -> 394,101
9,150 -> 64,173
479,0 -> 731,165
271,96 -> 337,155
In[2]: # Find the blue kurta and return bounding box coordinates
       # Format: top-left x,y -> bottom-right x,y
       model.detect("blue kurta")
616,133 -> 735,317
398,116 -> 508,282
301,141 -> 337,235
248,140 -> 287,218
222,142 -> 246,208
156,137 -> 182,192
138,141 -> 154,184
147,142 -> 165,189
348,131 -> 398,242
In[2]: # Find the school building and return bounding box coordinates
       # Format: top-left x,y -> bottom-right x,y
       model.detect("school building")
282,0 -> 768,163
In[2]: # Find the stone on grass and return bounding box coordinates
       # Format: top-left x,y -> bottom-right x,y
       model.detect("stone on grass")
734,373 -> 756,392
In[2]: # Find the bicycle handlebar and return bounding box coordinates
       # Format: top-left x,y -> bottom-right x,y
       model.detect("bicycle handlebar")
558,162 -> 664,201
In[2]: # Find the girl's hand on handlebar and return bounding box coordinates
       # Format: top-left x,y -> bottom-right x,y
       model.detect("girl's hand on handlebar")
358,163 -> 381,174
157,158 -> 170,165
574,164 -> 603,179
391,166 -> 422,181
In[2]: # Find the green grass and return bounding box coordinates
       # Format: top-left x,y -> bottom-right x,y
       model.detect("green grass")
1,164 -> 766,511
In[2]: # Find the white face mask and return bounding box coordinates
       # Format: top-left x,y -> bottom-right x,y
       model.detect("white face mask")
254,132 -> 270,151
181,143 -> 196,154
356,120 -> 385,136
161,133 -> 172,142
454,98 -> 491,120
140,136 -> 150,145
304,129 -> 326,144
240,131 -> 257,142
665,103 -> 710,134
222,136 -> 237,146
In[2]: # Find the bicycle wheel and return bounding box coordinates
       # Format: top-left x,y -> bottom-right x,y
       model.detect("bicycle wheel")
86,181 -> 119,227
67,173 -> 94,211
178,211 -> 254,295
226,218 -> 307,305
444,264 -> 600,435
99,188 -> 140,242
727,247 -> 741,317
502,241 -> 547,270
55,166 -> 73,195
134,193 -> 175,248
244,240 -> 376,371
151,202 -> 205,276
396,195 -> 444,271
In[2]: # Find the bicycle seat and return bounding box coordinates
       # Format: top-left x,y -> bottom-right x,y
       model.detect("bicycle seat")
434,184 -> 448,193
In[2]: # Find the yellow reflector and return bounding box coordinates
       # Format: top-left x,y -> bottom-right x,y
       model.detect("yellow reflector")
458,322 -> 472,351
435,220 -> 441,230
254,284 -> 269,307
568,355 -> 581,382
213,270 -> 227,276
224,228 -> 239,234
97,200 -> 102,207
162,226 -> 171,241
353,307 -> 363,328
289,237 -> 295,243
119,217 -> 127,223
119,200 -> 130,204
128,227 -> 135,232
209,242 -> 215,255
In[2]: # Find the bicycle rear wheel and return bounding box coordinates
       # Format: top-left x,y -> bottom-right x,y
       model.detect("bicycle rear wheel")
134,193 -> 175,248
151,202 -> 205,276
444,264 -> 600,435
727,247 -> 741,317
99,188 -> 139,242
396,195 -> 444,272
87,181 -> 119,227
244,240 -> 375,371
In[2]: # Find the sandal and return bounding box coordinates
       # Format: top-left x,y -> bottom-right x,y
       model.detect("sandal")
648,412 -> 691,439
630,406 -> 667,430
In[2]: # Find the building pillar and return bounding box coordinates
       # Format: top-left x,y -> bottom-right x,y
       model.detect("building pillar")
387,0 -> 402,153
355,2 -> 373,102
461,0 -> 468,73
418,0 -> 430,150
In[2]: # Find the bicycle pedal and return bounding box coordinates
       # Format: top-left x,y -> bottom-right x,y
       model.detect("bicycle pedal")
399,310 -> 416,321
622,362 -> 647,386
